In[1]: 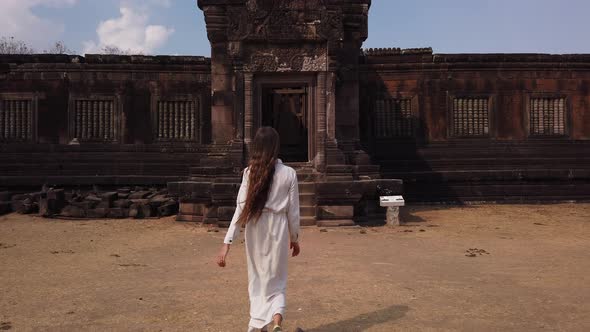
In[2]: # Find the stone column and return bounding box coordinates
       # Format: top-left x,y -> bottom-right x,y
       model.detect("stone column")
210,42 -> 235,144
243,72 -> 254,148
316,72 -> 328,172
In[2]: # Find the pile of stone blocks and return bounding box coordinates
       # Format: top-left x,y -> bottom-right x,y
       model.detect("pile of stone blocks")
0,187 -> 178,219
0,190 -> 41,215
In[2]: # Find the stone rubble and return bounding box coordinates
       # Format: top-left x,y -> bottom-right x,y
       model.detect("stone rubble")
0,187 -> 178,219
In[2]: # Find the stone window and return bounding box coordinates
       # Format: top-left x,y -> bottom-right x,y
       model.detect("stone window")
0,97 -> 36,142
529,97 -> 566,136
70,98 -> 118,142
451,97 -> 490,137
374,98 -> 414,138
154,100 -> 198,141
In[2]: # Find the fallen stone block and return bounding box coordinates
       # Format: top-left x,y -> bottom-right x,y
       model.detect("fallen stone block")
107,208 -> 128,219
85,195 -> 102,203
71,200 -> 99,210
148,195 -> 170,208
15,198 -> 38,214
96,201 -> 111,209
47,189 -> 65,201
100,192 -> 118,203
61,205 -> 86,218
117,188 -> 131,194
130,199 -> 149,205
129,204 -> 141,218
10,200 -> 24,212
21,203 -> 39,214
86,208 -> 108,219
40,189 -> 67,217
141,204 -> 155,218
158,202 -> 178,217
117,193 -> 130,199
129,191 -> 151,199
113,199 -> 132,208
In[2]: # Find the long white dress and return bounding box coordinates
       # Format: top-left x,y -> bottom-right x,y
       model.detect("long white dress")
223,160 -> 300,329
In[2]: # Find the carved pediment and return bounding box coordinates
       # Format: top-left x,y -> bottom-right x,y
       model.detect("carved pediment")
243,46 -> 328,72
226,0 -> 344,41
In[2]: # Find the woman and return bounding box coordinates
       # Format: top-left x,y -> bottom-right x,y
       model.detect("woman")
216,127 -> 301,332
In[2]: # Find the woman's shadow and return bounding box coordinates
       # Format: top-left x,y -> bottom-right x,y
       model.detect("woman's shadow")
298,305 -> 410,332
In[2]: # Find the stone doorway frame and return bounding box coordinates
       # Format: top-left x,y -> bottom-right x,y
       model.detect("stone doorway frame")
245,72 -> 327,169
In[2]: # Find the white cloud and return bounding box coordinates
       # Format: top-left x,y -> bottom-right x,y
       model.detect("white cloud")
0,0 -> 76,49
83,3 -> 174,54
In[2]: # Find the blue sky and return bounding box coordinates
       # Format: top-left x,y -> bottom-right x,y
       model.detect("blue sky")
1,0 -> 589,55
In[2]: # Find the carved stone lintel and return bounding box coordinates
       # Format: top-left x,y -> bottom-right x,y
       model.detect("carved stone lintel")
243,47 -> 328,72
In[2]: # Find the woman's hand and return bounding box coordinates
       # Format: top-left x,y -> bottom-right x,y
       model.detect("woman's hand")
217,244 -> 230,267
290,242 -> 300,257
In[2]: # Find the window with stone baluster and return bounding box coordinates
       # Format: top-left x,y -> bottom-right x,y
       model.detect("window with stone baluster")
0,94 -> 38,143
529,97 -> 568,137
450,97 -> 491,138
69,97 -> 120,142
152,98 -> 199,142
373,97 -> 415,139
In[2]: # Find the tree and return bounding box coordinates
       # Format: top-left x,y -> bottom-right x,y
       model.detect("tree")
0,36 -> 76,55
98,45 -> 142,55
0,36 -> 36,54
45,41 -> 73,54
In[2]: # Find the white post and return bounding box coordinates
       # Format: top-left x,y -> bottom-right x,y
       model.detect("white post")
380,196 -> 405,226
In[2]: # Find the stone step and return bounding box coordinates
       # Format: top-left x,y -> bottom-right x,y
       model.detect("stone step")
327,165 -> 354,173
189,166 -> 235,176
301,216 -> 317,226
300,205 -> 316,217
187,176 -> 240,183
297,172 -> 316,182
298,193 -> 316,206
298,182 -> 315,194
326,175 -> 354,181
316,219 -> 356,227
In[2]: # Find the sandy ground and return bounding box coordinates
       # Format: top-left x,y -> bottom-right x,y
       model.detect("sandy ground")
1,204 -> 589,332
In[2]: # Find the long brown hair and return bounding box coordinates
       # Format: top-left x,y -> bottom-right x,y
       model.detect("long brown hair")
237,127 -> 280,226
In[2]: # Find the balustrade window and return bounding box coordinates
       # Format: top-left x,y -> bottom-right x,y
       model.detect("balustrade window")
154,100 -> 198,141
373,98 -> 414,138
451,97 -> 490,137
71,99 -> 117,142
0,99 -> 35,142
529,97 -> 566,136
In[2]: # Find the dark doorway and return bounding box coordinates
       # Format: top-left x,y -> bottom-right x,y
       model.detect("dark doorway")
262,86 -> 309,162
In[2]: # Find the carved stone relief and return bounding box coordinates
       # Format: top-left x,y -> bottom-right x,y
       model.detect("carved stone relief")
243,47 -> 327,72
226,0 -> 343,41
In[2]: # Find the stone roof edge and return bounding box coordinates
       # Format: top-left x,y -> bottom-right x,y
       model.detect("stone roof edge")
362,48 -> 434,56
362,48 -> 590,63
0,54 -> 211,65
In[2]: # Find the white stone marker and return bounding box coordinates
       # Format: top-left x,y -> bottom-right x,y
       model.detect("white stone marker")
379,195 -> 405,226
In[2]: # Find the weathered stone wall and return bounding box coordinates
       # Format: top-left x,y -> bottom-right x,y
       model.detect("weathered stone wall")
0,54 -> 212,189
361,50 -> 590,202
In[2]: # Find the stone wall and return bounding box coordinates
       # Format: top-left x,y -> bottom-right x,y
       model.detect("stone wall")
361,50 -> 590,202
0,54 -> 212,189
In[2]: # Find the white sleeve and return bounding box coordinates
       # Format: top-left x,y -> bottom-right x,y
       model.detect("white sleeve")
287,169 -> 300,243
223,170 -> 248,245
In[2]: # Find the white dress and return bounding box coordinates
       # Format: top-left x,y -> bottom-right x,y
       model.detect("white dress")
224,160 -> 300,329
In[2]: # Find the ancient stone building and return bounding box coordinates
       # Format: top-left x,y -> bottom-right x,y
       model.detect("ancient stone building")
1,0 -> 589,225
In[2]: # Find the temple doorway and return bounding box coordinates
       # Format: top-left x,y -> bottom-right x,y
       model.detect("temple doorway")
261,86 -> 309,162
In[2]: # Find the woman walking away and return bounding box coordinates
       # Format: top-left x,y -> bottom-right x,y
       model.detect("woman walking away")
217,127 -> 301,332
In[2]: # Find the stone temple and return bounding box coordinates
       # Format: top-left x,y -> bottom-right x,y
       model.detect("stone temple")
1,0 -> 589,226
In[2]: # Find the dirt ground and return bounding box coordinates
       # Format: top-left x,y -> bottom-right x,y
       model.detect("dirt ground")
1,204 -> 589,332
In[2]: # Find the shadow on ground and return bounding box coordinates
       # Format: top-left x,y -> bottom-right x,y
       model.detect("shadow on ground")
301,305 -> 409,332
